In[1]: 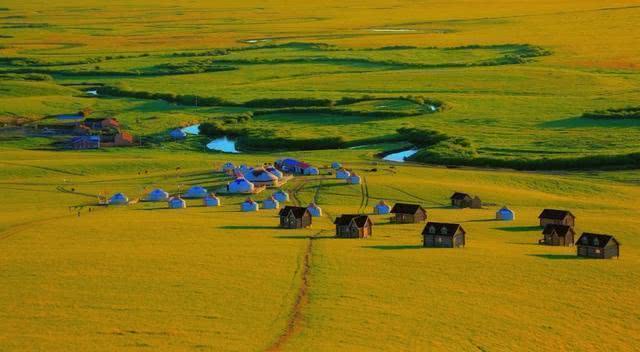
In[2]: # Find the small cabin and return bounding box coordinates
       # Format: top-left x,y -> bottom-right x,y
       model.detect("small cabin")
108,192 -> 129,205
540,224 -> 575,246
390,203 -> 427,224
147,188 -> 169,202
275,158 -> 311,174
373,200 -> 391,215
185,186 -> 208,199
70,135 -> 100,150
538,209 -> 575,228
241,198 -> 259,212
168,197 -> 186,209
279,206 -> 312,229
496,206 -> 515,221
422,222 -> 466,248
273,190 -> 290,203
203,193 -> 221,207
450,192 -> 473,208
334,214 -> 373,238
263,196 -> 280,210
307,203 -> 322,217
576,233 -> 620,259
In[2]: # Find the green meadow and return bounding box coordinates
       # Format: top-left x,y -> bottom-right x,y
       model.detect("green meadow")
1,0 -> 640,351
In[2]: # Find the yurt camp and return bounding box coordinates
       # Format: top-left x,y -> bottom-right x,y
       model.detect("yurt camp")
146,188 -> 169,202
336,169 -> 351,179
228,177 -> 255,193
185,186 -> 208,198
273,190 -> 290,203
373,200 -> 391,215
168,197 -> 186,209
203,193 -> 221,207
108,192 -> 129,205
262,196 -> 280,209
496,206 -> 515,221
241,198 -> 259,212
307,202 -> 323,217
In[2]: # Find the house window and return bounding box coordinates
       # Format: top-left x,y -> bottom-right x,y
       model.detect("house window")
593,238 -> 599,246
440,227 -> 448,235
429,226 -> 436,234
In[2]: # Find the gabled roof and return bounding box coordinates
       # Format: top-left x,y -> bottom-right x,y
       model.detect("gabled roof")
450,192 -> 471,200
422,222 -> 465,236
576,233 -> 618,248
334,214 -> 372,228
538,209 -> 574,220
390,203 -> 424,215
279,206 -> 309,218
542,224 -> 574,237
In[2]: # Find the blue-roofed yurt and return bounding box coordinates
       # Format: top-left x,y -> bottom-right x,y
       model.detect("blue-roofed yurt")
265,166 -> 283,180
273,190 -> 290,203
336,169 -> 351,179
239,164 -> 253,174
108,192 -> 129,205
146,188 -> 169,202
228,177 -> 255,193
203,193 -> 221,207
496,206 -> 515,221
169,128 -> 187,140
331,162 -> 342,169
307,202 -> 322,217
347,173 -> 361,184
241,198 -> 259,212
221,162 -> 235,173
374,200 -> 391,215
185,186 -> 208,198
245,168 -> 279,186
168,196 -> 186,209
262,196 -> 280,209
304,167 -> 320,175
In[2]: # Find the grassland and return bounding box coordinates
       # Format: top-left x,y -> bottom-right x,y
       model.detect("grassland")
1,1 -> 640,351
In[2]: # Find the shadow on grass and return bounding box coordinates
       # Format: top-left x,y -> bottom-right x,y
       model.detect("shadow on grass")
219,225 -> 279,230
275,235 -> 336,240
363,244 -> 423,250
527,254 -> 581,260
466,218 -> 499,223
495,225 -> 541,232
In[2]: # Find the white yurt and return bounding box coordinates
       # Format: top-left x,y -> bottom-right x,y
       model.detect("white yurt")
273,190 -> 290,203
347,173 -> 361,184
228,177 -> 255,193
307,202 -> 322,217
246,168 -> 278,185
221,162 -> 235,173
496,206 -> 515,221
336,169 -> 351,179
108,192 -> 129,205
146,188 -> 169,202
241,198 -> 259,212
203,193 -> 221,207
265,166 -> 284,180
373,200 -> 391,215
185,185 -> 208,198
262,196 -> 280,209
304,167 -> 320,176
331,162 -> 342,169
168,196 -> 186,209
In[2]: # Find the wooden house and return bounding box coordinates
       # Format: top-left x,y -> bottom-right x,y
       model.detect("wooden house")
539,224 -> 575,246
422,222 -> 466,248
450,192 -> 481,208
334,214 -> 373,238
279,206 -> 312,229
70,135 -> 100,150
538,209 -> 575,227
576,233 -> 620,259
390,203 -> 427,223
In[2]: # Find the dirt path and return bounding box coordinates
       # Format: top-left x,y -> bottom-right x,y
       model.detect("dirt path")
357,176 -> 370,214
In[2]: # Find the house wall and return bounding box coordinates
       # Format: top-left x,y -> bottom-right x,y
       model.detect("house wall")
540,216 -> 575,227
577,244 -> 619,259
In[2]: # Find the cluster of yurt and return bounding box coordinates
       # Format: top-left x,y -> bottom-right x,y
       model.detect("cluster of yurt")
336,168 -> 351,179
241,198 -> 259,212
373,200 -> 391,215
185,186 -> 208,199
146,188 -> 169,202
262,196 -> 280,209
168,196 -> 186,209
273,190 -> 289,203
307,202 -> 322,217
203,193 -> 221,207
228,177 -> 255,193
347,173 -> 361,184
108,192 -> 129,205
